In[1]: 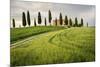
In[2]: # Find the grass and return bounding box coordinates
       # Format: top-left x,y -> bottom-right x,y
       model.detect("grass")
10,26 -> 65,44
11,27 -> 95,66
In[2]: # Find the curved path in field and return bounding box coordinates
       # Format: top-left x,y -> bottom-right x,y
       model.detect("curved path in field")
11,27 -> 95,66
11,29 -> 65,48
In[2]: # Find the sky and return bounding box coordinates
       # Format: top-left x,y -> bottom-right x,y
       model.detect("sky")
10,0 -> 95,27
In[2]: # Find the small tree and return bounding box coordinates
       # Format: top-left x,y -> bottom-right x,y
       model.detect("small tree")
75,17 -> 78,27
45,18 -> 47,26
69,18 -> 72,27
55,18 -> 57,26
34,18 -> 36,27
87,22 -> 88,27
81,18 -> 83,27
48,10 -> 52,26
64,16 -> 68,25
38,12 -> 42,25
59,13 -> 63,25
12,18 -> 15,28
27,10 -> 31,26
22,12 -> 27,27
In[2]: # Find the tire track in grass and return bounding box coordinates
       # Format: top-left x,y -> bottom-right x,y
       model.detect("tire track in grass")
48,29 -> 78,50
48,29 -> 88,50
11,29 -> 66,49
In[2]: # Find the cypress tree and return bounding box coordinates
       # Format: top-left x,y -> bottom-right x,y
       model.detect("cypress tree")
38,12 -> 42,24
27,10 -> 31,26
34,18 -> 36,27
75,17 -> 78,27
22,12 -> 26,27
48,10 -> 52,25
12,18 -> 15,28
87,22 -> 88,27
69,18 -> 72,27
64,16 -> 68,25
59,13 -> 63,25
55,18 -> 57,26
45,18 -> 47,26
81,18 -> 83,27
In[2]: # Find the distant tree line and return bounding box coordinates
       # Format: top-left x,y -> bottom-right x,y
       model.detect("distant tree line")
12,10 -> 87,28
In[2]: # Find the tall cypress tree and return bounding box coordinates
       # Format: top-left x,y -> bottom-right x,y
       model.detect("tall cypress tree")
38,12 -> 42,25
45,17 -> 47,26
55,18 -> 57,26
12,18 -> 15,28
34,18 -> 36,27
27,10 -> 31,26
75,17 -> 78,27
69,18 -> 72,27
48,10 -> 52,25
59,13 -> 63,25
81,18 -> 83,27
22,12 -> 26,27
87,22 -> 88,27
64,16 -> 68,25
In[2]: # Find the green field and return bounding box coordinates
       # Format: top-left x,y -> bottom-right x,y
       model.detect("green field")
11,27 -> 95,66
10,26 -> 65,44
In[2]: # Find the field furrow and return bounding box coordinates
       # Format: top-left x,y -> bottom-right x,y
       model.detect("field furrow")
11,27 -> 95,66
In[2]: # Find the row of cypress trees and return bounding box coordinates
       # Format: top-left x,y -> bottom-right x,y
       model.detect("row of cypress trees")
12,10 -> 85,28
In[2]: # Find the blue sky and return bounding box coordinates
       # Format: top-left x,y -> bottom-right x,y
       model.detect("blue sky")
11,0 -> 95,27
